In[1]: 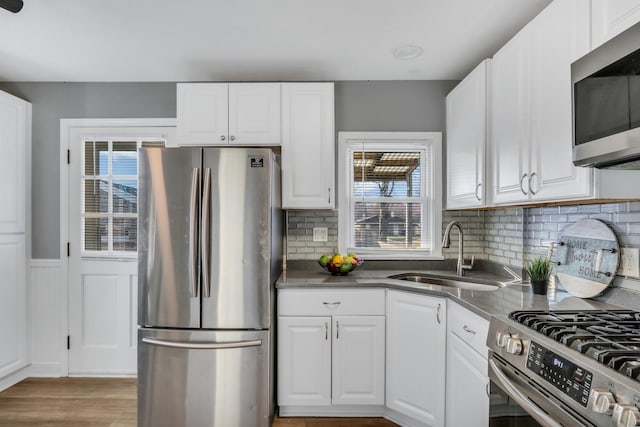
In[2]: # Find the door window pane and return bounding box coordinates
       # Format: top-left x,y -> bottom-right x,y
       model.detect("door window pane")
84,141 -> 109,176
81,139 -> 163,256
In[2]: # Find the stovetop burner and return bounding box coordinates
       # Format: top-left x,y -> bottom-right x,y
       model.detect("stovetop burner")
510,310 -> 640,381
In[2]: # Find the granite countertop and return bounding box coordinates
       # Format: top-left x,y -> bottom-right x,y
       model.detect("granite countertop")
276,261 -> 631,320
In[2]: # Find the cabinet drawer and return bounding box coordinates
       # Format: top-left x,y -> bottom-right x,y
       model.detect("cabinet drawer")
448,301 -> 489,359
278,288 -> 385,316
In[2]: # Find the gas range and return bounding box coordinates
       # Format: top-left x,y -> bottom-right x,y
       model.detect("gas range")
488,309 -> 640,427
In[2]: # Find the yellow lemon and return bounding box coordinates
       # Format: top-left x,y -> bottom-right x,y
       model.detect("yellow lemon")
332,254 -> 344,266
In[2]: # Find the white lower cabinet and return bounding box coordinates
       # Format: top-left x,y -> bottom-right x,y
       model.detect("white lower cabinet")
277,288 -> 385,414
0,234 -> 27,379
386,290 -> 446,427
445,302 -> 490,427
278,316 -> 332,406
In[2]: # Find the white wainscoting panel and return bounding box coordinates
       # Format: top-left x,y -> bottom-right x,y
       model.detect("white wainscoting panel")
29,259 -> 66,377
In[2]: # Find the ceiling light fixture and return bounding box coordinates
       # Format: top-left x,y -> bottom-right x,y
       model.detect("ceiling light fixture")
0,0 -> 23,13
392,45 -> 423,60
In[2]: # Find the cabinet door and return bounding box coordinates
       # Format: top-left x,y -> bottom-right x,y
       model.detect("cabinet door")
0,234 -> 27,379
176,83 -> 229,146
592,0 -> 640,48
445,332 -> 489,427
332,316 -> 385,406
281,83 -> 335,209
0,91 -> 29,233
530,0 -> 593,202
386,290 -> 446,426
489,25 -> 532,205
228,83 -> 281,145
277,316 -> 332,406
446,60 -> 488,209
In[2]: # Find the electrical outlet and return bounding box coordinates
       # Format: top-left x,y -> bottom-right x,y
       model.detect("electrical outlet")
313,227 -> 328,242
620,247 -> 640,278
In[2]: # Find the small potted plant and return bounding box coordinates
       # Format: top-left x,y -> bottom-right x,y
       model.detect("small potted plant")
526,257 -> 551,295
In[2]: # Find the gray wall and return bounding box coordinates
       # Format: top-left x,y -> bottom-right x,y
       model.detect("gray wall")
0,80 -> 458,259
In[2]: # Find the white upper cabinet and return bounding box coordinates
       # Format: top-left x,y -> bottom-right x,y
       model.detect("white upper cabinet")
591,0 -> 640,49
281,83 -> 335,209
446,59 -> 490,209
530,0 -> 593,201
176,82 -> 280,146
489,0 -> 593,205
0,91 -> 30,233
489,24 -> 532,205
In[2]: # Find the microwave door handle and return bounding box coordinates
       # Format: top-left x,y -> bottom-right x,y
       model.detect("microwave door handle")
489,359 -> 563,427
201,168 -> 212,298
188,168 -> 200,298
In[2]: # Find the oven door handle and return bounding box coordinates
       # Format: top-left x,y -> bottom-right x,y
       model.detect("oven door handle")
489,359 -> 563,427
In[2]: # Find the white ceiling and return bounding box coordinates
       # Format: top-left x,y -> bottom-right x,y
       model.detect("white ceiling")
0,0 -> 552,82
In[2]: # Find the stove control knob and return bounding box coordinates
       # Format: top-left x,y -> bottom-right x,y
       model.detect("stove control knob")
505,337 -> 523,355
495,331 -> 508,348
590,389 -> 616,415
613,404 -> 640,427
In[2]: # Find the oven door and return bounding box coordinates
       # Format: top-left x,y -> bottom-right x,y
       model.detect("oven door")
489,353 -> 594,427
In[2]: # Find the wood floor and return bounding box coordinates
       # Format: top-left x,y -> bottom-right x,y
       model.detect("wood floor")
0,378 -> 397,427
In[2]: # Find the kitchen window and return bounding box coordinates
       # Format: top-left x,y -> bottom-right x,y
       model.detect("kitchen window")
338,132 -> 442,259
81,139 -> 164,257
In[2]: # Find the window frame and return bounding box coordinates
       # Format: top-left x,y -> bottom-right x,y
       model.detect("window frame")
338,132 -> 443,260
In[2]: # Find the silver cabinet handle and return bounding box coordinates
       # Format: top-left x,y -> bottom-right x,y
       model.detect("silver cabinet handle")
142,337 -> 262,350
475,183 -> 482,201
520,173 -> 529,195
230,135 -> 235,141
201,168 -> 212,298
328,187 -> 331,204
529,172 -> 537,195
485,381 -> 490,398
325,322 -> 328,340
220,135 -> 226,141
489,359 -> 562,427
188,168 -> 200,298
323,301 -> 341,308
336,320 -> 340,339
436,304 -> 442,324
463,325 -> 476,335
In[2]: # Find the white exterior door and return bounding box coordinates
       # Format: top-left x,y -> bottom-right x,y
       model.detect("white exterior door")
332,315 -> 385,405
277,316 -> 332,406
66,123 -> 174,375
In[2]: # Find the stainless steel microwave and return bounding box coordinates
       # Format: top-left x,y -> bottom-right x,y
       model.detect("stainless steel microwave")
572,21 -> 640,169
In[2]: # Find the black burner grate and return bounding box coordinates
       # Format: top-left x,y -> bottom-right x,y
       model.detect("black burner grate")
509,310 -> 640,381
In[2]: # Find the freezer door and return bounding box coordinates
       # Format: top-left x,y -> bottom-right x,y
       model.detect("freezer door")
138,148 -> 202,328
138,328 -> 272,427
201,148 -> 273,329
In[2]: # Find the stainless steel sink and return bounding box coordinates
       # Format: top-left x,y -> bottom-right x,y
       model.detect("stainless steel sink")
388,272 -> 504,291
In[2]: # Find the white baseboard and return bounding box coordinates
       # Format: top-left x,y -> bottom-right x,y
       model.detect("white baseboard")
0,364 -> 29,392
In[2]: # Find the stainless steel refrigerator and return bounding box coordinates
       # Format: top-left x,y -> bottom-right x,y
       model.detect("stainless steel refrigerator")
137,147 -> 282,427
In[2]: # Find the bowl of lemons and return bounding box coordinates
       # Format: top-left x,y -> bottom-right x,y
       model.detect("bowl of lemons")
318,253 -> 363,275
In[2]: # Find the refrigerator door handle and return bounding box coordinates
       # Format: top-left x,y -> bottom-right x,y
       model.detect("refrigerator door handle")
188,167 -> 200,298
142,337 -> 262,350
201,167 -> 212,298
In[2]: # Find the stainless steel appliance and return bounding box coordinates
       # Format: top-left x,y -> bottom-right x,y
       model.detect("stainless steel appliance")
137,147 -> 282,427
572,20 -> 640,169
488,309 -> 640,427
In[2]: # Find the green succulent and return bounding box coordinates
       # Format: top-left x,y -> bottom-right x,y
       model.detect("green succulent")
525,257 -> 551,281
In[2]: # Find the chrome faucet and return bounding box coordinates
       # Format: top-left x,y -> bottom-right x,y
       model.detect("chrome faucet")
441,221 -> 474,276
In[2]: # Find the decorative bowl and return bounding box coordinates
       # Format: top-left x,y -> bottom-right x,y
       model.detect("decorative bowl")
318,257 -> 364,276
